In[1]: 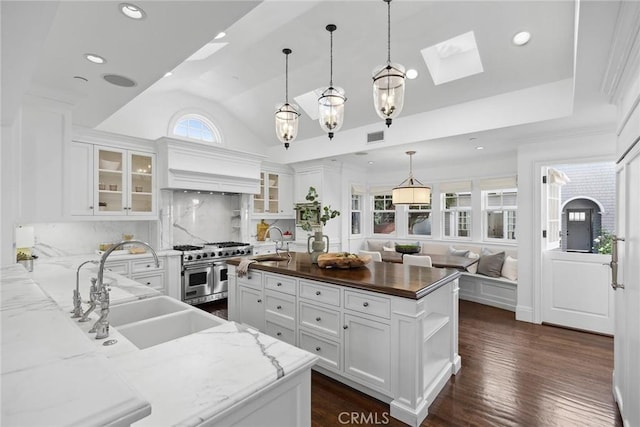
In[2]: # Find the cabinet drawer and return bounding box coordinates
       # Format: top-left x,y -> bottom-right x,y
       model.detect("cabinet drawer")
264,274 -> 296,295
265,321 -> 295,346
237,271 -> 263,290
299,330 -> 340,371
344,290 -> 391,319
132,272 -> 164,291
265,291 -> 295,324
131,257 -> 165,273
104,261 -> 129,276
299,302 -> 340,338
299,280 -> 340,306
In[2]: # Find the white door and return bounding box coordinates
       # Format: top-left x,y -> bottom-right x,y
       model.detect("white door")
541,167 -> 614,334
613,142 -> 640,426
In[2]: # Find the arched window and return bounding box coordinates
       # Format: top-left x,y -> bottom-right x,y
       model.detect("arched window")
169,113 -> 221,144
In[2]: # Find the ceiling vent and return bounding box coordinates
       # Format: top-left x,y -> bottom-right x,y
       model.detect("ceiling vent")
367,131 -> 384,144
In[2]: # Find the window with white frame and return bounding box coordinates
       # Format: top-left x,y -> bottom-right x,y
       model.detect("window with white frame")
408,199 -> 431,236
372,194 -> 395,234
171,114 -> 220,143
484,189 -> 517,241
442,183 -> 472,238
351,194 -> 362,235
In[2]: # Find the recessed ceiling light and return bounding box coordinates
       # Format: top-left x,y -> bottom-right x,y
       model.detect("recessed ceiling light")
103,74 -> 137,87
512,31 -> 531,46
406,69 -> 418,79
476,146 -> 484,150
164,71 -> 173,77
84,53 -> 106,64
119,3 -> 146,20
214,32 -> 226,40
368,161 -> 375,165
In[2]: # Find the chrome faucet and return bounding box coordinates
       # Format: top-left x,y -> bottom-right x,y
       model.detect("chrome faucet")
89,240 -> 159,339
266,226 -> 291,259
72,260 -> 99,318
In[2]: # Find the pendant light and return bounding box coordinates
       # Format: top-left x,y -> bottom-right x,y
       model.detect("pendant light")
318,24 -> 346,140
392,151 -> 431,204
372,0 -> 406,128
275,48 -> 300,149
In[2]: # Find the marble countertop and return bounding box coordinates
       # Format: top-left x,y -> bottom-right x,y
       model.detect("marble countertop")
1,257 -> 317,426
229,252 -> 462,299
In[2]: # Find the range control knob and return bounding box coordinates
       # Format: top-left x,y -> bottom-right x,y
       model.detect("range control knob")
225,252 -> 230,256
187,255 -> 193,261
196,254 -> 201,260
239,250 -> 245,255
202,253 -> 208,258
218,252 -> 223,257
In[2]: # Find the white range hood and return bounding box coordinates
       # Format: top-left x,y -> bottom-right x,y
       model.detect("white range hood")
156,137 -> 265,194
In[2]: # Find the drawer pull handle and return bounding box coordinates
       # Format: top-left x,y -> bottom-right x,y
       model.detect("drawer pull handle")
146,282 -> 151,285
315,291 -> 321,296
315,346 -> 321,352
316,317 -> 321,322
343,325 -> 348,329
146,264 -> 151,268
276,332 -> 282,336
247,276 -> 252,279
277,282 -> 282,286
363,302 -> 369,307
277,305 -> 282,310
257,299 -> 262,303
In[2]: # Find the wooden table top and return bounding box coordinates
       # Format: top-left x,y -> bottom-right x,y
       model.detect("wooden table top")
227,252 -> 461,300
381,251 -> 478,270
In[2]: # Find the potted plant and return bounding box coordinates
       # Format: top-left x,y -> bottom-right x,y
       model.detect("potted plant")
294,187 -> 340,263
16,250 -> 35,272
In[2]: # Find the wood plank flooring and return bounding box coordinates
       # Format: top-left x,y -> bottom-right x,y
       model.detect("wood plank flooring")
197,299 -> 622,426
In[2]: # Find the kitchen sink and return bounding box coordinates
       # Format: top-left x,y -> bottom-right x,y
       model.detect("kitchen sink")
251,254 -> 290,262
109,296 -> 189,327
116,310 -> 225,350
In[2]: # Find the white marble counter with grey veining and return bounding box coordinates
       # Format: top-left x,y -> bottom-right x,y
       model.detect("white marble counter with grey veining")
1,257 -> 317,426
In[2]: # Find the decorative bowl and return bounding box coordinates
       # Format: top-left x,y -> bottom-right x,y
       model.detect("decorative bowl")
395,244 -> 421,254
317,252 -> 371,269
100,159 -> 121,170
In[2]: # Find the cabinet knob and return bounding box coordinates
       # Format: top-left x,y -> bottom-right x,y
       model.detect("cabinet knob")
277,305 -> 282,310
146,264 -> 151,268
277,332 -> 282,336
146,282 -> 151,285
89,206 -> 94,210
315,346 -> 321,352
277,282 -> 282,286
315,317 -> 321,322
343,325 -> 349,329
363,302 -> 369,307
257,299 -> 262,303
315,291 -> 321,296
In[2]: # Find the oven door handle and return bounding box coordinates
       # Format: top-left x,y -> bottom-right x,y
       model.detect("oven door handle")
183,264 -> 212,272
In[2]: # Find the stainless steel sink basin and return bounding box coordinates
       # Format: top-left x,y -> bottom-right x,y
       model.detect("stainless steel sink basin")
116,310 -> 225,350
109,296 -> 189,327
251,254 -> 290,262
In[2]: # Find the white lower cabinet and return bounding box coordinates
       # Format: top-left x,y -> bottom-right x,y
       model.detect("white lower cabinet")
104,254 -> 174,295
343,313 -> 390,392
237,285 -> 265,330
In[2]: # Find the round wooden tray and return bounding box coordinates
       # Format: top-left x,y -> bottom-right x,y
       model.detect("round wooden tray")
317,253 -> 372,269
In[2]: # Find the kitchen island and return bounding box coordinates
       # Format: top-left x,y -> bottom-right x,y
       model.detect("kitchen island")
1,257 -> 317,426
227,252 -> 462,427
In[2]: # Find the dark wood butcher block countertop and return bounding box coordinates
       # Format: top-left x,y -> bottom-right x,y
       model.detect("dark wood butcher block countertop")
227,252 -> 461,300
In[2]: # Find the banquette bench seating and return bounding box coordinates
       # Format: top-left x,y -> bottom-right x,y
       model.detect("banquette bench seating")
363,239 -> 518,312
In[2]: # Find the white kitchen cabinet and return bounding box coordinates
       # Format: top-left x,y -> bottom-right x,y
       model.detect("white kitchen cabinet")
104,255 -> 169,295
68,141 -> 95,216
237,285 -> 265,330
343,313 -> 390,392
253,242 -> 277,256
253,171 -> 293,217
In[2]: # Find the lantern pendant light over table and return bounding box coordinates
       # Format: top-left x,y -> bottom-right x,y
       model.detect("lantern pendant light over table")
318,24 -> 346,140
392,151 -> 431,205
373,0 -> 406,128
275,48 -> 300,149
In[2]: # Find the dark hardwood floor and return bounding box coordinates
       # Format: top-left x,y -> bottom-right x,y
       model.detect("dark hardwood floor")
197,299 -> 622,426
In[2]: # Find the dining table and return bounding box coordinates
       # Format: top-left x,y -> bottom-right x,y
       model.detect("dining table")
381,251 -> 478,270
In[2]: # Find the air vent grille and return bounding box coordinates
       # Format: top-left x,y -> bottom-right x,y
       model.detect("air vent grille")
367,131 -> 384,144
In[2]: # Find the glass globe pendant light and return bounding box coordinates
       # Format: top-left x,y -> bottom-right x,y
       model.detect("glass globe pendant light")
318,24 -> 346,140
275,48 -> 300,149
373,0 -> 406,128
392,151 -> 431,204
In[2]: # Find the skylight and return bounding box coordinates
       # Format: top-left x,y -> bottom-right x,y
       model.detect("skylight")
293,89 -> 324,120
421,31 -> 484,85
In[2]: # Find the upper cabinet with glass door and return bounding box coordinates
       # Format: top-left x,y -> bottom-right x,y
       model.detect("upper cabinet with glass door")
252,171 -> 293,218
95,147 -> 156,217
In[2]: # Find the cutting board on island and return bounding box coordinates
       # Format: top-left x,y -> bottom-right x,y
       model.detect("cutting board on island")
317,252 -> 371,269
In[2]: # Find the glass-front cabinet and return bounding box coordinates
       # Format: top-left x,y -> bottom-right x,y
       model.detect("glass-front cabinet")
96,148 -> 154,216
253,171 -> 293,217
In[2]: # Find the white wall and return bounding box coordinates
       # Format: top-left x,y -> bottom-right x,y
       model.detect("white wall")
515,131 -> 616,323
1,113 -> 22,266
97,90 -> 266,155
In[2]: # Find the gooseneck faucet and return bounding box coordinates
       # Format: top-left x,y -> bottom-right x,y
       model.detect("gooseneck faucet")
72,260 -> 99,318
90,240 -> 159,339
266,226 -> 291,259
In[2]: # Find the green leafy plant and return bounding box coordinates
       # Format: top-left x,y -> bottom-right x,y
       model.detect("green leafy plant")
294,187 -> 340,232
16,251 -> 32,261
593,230 -> 613,254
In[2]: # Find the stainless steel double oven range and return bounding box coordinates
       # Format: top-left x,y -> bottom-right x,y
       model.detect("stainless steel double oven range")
174,242 -> 253,305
